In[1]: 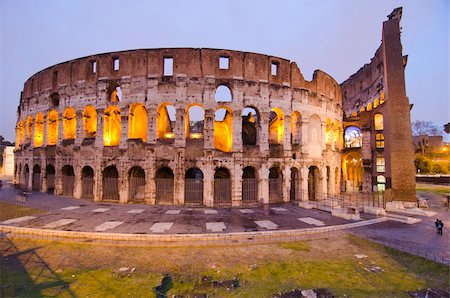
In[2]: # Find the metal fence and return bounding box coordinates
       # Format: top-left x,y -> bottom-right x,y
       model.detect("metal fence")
47,174 -> 55,194
128,176 -> 146,203
290,177 -> 300,202
184,179 -> 204,205
242,178 -> 258,204
269,178 -> 283,203
62,175 -> 75,196
155,178 -> 174,204
103,177 -> 119,201
32,173 -> 40,191
81,177 -> 95,200
214,179 -> 232,205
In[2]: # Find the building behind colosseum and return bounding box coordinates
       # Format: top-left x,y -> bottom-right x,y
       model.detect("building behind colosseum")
13,7 -> 416,207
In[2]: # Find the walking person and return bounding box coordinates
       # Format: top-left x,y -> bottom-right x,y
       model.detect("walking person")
435,219 -> 440,234
437,220 -> 444,235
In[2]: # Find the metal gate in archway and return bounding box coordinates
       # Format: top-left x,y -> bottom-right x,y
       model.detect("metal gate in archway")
62,166 -> 75,196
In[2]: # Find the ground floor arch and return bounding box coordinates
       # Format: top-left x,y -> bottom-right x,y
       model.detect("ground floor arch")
214,167 -> 231,205
155,167 -> 174,204
46,165 -> 55,194
128,166 -> 146,203
61,165 -> 75,196
269,166 -> 283,203
342,152 -> 363,192
184,167 -> 204,205
32,165 -> 41,191
308,166 -> 320,200
23,164 -> 29,189
103,166 -> 119,201
81,166 -> 94,200
242,166 -> 258,204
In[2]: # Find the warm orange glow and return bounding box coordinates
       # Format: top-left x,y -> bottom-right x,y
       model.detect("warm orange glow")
47,110 -> 58,145
164,132 -> 174,139
185,104 -> 205,139
342,152 -> 363,192
33,113 -> 44,147
190,133 -> 202,139
333,121 -> 339,145
25,116 -> 33,143
374,113 -> 384,131
269,108 -> 284,144
16,119 -> 25,148
63,107 -> 76,140
214,108 -> 233,152
380,92 -> 385,104
359,107 -> 365,113
351,111 -> 357,117
82,106 -> 97,137
103,106 -> 121,146
129,103 -> 148,141
374,98 -> 379,108
325,118 -> 332,145
156,103 -> 174,139
367,102 -> 373,111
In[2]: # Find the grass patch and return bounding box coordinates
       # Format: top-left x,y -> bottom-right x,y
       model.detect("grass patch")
1,235 -> 448,297
0,201 -> 44,221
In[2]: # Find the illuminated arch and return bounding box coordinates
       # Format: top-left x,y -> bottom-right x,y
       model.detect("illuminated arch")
214,107 -> 233,152
156,103 -> 175,139
242,106 -> 259,146
333,121 -> 339,147
82,105 -> 97,138
374,98 -> 380,108
25,116 -> 33,143
33,113 -> 44,147
325,118 -> 332,145
291,111 -> 302,145
103,106 -> 121,146
47,110 -> 58,145
63,107 -> 76,140
129,103 -> 148,141
374,113 -> 384,131
367,102 -> 373,111
185,104 -> 205,139
16,119 -> 25,148
269,107 -> 284,144
342,152 -> 363,192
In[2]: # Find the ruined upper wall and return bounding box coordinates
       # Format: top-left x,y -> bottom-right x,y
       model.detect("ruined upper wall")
21,48 -> 342,105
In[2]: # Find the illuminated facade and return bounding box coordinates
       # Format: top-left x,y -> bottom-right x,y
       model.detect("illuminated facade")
14,8 -> 416,206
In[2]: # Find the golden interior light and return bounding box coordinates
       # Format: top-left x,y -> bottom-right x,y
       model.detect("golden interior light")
25,116 -> 33,143
103,106 -> 121,146
156,103 -> 174,139
214,108 -> 233,152
33,113 -> 44,147
129,104 -> 147,141
63,107 -> 76,140
82,106 -> 97,137
190,133 -> 202,139
269,108 -> 284,144
47,110 -> 58,145
164,132 -> 174,139
333,121 -> 339,144
325,118 -> 332,145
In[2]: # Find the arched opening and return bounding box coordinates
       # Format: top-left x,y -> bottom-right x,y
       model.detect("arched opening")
129,104 -> 148,142
155,167 -> 174,204
342,152 -> 362,192
269,167 -> 283,203
33,113 -> 44,147
374,113 -> 384,131
81,166 -> 94,200
103,166 -> 119,200
367,102 -> 373,111
82,106 -> 97,138
15,119 -> 25,148
46,165 -> 55,194
308,166 -> 320,200
185,105 -> 205,140
242,166 -> 258,204
47,110 -> 58,145
344,126 -> 362,148
184,167 -> 204,205
63,107 -> 76,140
103,106 -> 121,146
214,167 -> 231,205
242,107 -> 258,146
215,85 -> 232,102
25,116 -> 33,143
128,166 -> 146,203
61,165 -> 75,196
214,107 -> 233,152
32,165 -> 41,191
269,108 -> 284,145
23,165 -> 29,189
325,118 -> 332,145
156,103 -> 176,140
308,114 -> 322,158
291,111 -> 302,145
290,168 -> 299,202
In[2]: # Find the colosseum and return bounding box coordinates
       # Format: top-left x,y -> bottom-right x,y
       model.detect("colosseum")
13,8 -> 416,208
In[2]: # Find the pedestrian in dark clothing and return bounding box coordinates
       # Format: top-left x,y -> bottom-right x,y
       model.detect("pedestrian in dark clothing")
435,219 -> 440,234
437,220 -> 444,235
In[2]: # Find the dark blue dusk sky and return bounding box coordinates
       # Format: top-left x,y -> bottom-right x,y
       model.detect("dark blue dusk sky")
0,0 -> 448,142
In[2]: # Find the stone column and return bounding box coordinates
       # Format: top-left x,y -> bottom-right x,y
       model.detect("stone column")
42,115 -> 48,147
147,109 -> 157,145
258,163 -> 269,204
174,108 -> 186,148
329,165 -> 336,195
75,111 -> 83,146
204,109 -> 215,150
94,164 -> 102,202
145,153 -> 156,204
54,158 -> 62,195
119,108 -> 128,149
320,166 -> 328,200
283,114 -> 291,152
57,114 -> 63,146
203,161 -> 214,206
232,110 -> 242,153
174,150 -> 185,205
259,111 -> 269,154
232,163 -> 243,207
283,166 -> 291,202
301,166 -> 309,201
321,121 -> 327,151
95,108 -> 104,148
300,120 -> 309,154
118,162 -> 127,203
73,165 -> 82,199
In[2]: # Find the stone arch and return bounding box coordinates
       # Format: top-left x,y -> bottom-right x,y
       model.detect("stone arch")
184,167 -> 204,205
33,113 -> 44,147
47,110 -> 58,145
103,165 -> 119,200
342,152 -> 362,192
242,107 -> 259,146
156,103 -> 176,140
291,111 -> 302,145
215,84 -> 232,102
23,164 -> 30,189
308,166 -> 320,200
103,106 -> 121,146
62,107 -> 76,140
82,105 -> 97,138
269,166 -> 283,203
129,103 -> 148,142
214,107 -> 233,152
242,166 -> 258,204
155,167 -> 174,204
214,167 -> 232,205
344,126 -> 362,148
269,108 -> 284,145
128,166 -> 146,203
45,165 -> 55,194
374,113 -> 384,131
81,166 -> 94,200
185,104 -> 205,139
32,164 -> 41,191
25,116 -> 33,143
16,119 -> 25,147
61,165 -> 75,196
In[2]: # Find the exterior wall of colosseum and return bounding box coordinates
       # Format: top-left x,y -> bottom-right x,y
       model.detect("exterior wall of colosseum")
14,48 -> 343,206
